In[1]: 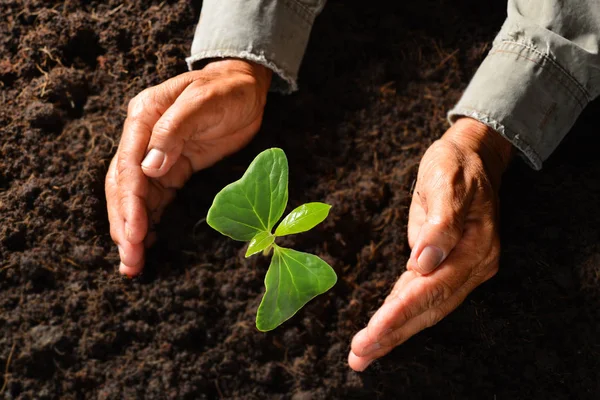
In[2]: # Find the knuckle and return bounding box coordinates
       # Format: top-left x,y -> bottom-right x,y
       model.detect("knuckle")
152,116 -> 195,151
152,118 -> 176,141
127,97 -> 138,114
425,281 -> 452,309
421,165 -> 449,194
396,303 -> 413,324
116,162 -> 139,191
425,140 -> 460,164
115,157 -> 130,179
386,287 -> 401,303
427,213 -> 461,235
427,139 -> 447,154
384,292 -> 414,323
380,329 -> 405,348
426,308 -> 446,328
429,165 -> 449,186
128,89 -> 152,117
117,192 -> 129,214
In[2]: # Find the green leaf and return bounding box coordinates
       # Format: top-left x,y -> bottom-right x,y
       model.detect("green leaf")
256,245 -> 337,331
274,202 -> 332,237
245,232 -> 275,258
207,148 -> 289,241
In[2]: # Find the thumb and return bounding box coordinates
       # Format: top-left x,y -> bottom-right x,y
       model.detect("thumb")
408,188 -> 472,275
141,81 -> 225,178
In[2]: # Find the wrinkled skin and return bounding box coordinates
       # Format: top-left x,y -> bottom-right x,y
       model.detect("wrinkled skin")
105,62 -> 514,373
105,60 -> 272,277
348,118 -> 513,371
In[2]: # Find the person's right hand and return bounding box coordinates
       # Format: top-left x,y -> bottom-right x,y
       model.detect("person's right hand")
105,59 -> 272,277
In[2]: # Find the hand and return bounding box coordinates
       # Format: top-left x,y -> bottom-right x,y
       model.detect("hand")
348,118 -> 513,371
105,59 -> 272,277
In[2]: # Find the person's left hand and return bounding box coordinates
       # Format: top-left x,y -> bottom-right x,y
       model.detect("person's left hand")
348,118 -> 513,371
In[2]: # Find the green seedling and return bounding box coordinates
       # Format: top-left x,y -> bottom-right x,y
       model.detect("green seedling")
207,148 -> 337,331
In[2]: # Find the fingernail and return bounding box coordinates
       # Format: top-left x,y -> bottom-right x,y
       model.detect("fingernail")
417,246 -> 444,274
361,342 -> 381,356
141,148 -> 165,170
125,222 -> 133,241
356,359 -> 374,372
117,245 -> 126,260
119,262 -> 133,279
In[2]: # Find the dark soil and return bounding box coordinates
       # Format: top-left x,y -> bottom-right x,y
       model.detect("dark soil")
1,0 -> 599,399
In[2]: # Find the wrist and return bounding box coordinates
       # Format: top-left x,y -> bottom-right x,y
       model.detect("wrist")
203,58 -> 272,94
444,117 -> 513,183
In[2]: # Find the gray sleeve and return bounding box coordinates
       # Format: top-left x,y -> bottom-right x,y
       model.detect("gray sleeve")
186,0 -> 326,94
448,0 -> 600,170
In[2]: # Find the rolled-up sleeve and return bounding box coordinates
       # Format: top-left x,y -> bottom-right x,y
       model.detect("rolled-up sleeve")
186,0 -> 326,94
448,0 -> 600,170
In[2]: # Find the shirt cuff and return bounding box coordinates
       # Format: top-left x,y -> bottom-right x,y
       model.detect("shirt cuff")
448,40 -> 590,170
186,0 -> 322,94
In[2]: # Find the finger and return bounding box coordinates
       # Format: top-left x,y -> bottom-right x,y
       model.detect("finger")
106,155 -> 144,266
111,112 -> 160,270
117,240 -> 145,276
115,78 -> 191,245
117,183 -> 148,245
120,156 -> 185,262
348,299 -> 452,371
352,241 -> 480,356
407,166 -> 474,275
108,76 -> 198,277
144,157 -> 188,225
181,122 -> 261,171
120,260 -> 145,277
146,178 -> 177,215
142,73 -> 266,177
106,155 -> 123,244
348,269 -> 483,372
352,265 -> 470,358
146,183 -> 176,229
155,154 -> 194,190
407,193 -> 426,250
348,349 -> 373,372
141,77 -> 252,178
